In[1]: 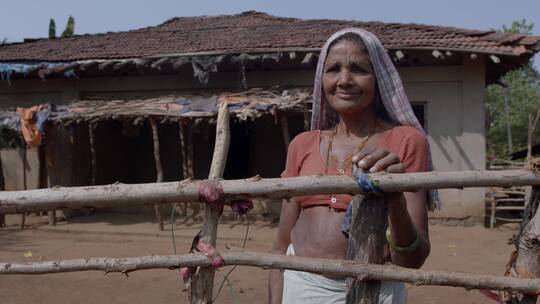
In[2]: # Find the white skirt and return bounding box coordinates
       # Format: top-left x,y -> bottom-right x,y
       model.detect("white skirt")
282,244 -> 407,304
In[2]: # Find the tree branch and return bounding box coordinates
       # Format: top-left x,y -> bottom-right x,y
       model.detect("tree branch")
1,251 -> 540,294
0,170 -> 539,214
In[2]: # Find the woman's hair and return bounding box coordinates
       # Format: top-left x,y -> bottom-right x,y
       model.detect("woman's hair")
326,32 -> 393,123
328,32 -> 365,50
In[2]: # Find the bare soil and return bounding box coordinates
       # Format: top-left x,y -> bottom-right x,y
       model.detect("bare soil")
0,213 -> 519,304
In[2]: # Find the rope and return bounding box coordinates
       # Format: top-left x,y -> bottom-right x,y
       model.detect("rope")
212,214 -> 251,302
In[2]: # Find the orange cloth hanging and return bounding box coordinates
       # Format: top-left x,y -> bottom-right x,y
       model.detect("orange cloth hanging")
16,105 -> 45,146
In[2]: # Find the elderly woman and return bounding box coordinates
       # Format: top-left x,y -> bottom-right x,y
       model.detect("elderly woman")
268,28 -> 434,304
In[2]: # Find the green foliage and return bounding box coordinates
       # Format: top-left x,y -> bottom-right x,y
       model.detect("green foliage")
485,67 -> 540,159
49,16 -> 75,38
61,16 -> 75,38
485,19 -> 539,160
49,19 -> 56,38
502,19 -> 534,35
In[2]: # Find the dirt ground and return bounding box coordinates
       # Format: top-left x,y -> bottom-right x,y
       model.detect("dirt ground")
0,213 -> 520,304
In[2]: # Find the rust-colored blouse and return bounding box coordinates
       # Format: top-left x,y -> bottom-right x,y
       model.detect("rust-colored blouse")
281,126 -> 429,210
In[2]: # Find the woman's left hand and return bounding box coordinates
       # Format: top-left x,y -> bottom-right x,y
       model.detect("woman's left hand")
352,148 -> 405,173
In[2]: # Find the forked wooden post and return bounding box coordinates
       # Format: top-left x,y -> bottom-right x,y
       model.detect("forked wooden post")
346,194 -> 388,303
191,101 -> 230,303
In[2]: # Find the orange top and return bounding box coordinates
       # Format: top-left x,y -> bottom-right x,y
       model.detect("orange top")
281,126 -> 429,210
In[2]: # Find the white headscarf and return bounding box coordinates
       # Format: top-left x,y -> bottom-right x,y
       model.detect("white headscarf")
311,28 -> 439,210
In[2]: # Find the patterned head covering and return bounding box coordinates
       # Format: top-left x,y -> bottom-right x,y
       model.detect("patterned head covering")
311,28 -> 439,210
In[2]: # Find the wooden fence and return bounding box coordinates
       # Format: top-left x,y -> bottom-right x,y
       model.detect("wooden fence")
0,103 -> 539,304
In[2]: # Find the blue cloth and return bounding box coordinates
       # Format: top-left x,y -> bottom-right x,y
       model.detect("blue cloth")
355,173 -> 383,194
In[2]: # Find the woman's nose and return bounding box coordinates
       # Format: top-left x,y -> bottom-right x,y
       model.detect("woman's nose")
337,70 -> 352,87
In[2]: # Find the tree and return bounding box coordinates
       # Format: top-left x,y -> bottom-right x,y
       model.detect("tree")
61,16 -> 75,38
48,16 -> 75,38
49,19 -> 56,38
485,20 -> 540,160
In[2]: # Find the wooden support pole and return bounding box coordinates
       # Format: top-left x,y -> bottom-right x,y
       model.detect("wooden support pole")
2,251 -> 540,294
526,106 -> 540,170
278,111 -> 290,149
346,195 -> 388,303
177,119 -> 189,216
0,151 -> 4,228
88,123 -> 97,186
38,142 -> 56,226
186,120 -> 200,217
20,146 -> 27,231
149,119 -> 164,231
191,100 -> 230,303
0,170 -> 539,214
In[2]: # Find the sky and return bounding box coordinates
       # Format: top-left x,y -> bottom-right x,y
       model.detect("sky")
1,0 -> 539,66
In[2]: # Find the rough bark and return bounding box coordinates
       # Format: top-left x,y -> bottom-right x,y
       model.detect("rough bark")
346,195 -> 388,303
513,187 -> 540,303
191,101 -> 230,304
0,170 -> 538,214
2,251 -> 540,294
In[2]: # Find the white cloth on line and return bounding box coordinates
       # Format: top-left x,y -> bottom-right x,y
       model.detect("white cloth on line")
282,244 -> 407,304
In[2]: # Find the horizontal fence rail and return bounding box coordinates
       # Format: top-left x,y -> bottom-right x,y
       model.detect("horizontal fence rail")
1,251 -> 540,294
0,170 -> 539,214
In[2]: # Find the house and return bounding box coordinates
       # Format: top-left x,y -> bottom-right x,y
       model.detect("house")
0,11 -> 538,222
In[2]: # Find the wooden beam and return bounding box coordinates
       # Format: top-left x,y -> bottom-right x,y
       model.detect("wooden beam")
150,57 -> 170,70
98,61 -> 116,71
37,63 -> 78,79
191,100 -> 230,303
113,60 -> 133,72
2,251 -> 540,294
172,57 -> 190,70
149,119 -> 164,231
78,61 -> 98,72
0,170 -> 539,214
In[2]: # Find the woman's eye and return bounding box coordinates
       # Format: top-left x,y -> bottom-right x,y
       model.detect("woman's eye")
325,66 -> 339,73
351,64 -> 368,74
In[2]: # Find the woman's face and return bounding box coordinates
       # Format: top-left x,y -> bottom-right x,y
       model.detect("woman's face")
322,40 -> 376,115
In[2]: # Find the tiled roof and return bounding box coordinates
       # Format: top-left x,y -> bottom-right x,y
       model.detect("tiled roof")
0,11 -> 538,62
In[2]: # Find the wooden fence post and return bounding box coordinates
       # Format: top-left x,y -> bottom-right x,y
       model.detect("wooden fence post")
346,194 -> 388,303
191,101 -> 230,303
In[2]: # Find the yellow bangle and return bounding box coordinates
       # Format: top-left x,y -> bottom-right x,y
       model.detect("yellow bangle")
386,226 -> 421,253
